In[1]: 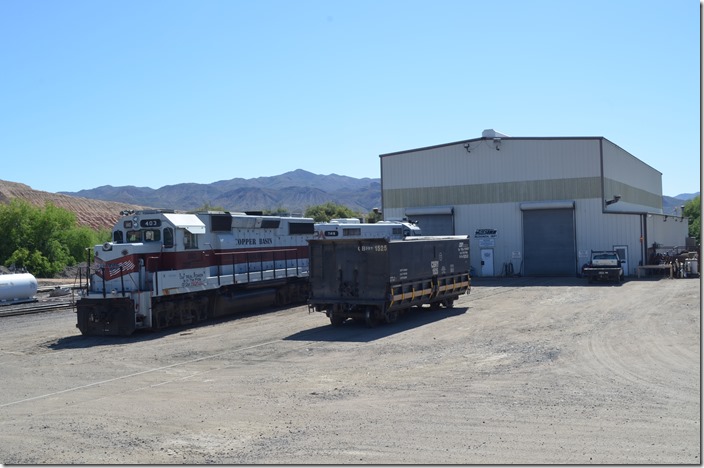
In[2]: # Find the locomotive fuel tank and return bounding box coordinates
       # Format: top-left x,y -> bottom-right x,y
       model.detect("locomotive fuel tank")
0,273 -> 39,304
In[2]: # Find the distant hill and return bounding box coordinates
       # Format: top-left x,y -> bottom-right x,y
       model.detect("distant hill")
663,192 -> 699,215
61,169 -> 382,215
672,192 -> 700,201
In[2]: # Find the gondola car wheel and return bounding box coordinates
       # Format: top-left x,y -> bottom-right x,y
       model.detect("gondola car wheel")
329,312 -> 345,326
384,309 -> 398,324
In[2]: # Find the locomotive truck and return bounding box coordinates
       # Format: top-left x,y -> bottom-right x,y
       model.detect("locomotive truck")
308,236 -> 471,326
75,210 -> 422,336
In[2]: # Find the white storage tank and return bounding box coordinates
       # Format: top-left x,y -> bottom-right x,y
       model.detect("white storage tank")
0,273 -> 39,304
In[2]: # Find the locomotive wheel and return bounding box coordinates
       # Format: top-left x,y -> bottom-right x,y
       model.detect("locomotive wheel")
276,289 -> 289,306
364,307 -> 377,328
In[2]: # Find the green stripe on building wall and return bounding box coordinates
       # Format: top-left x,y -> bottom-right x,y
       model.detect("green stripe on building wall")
382,177 -> 661,209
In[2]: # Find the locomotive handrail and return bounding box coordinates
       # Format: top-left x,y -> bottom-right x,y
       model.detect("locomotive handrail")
99,265 -> 127,297
215,248 -> 304,284
120,266 -> 125,296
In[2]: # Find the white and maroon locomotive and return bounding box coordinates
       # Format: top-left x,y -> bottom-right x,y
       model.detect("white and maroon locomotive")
76,210 -> 315,335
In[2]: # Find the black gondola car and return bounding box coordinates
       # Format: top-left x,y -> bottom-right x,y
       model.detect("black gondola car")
308,236 -> 471,326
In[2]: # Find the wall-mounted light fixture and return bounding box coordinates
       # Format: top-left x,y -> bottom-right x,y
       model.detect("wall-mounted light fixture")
605,195 -> 621,206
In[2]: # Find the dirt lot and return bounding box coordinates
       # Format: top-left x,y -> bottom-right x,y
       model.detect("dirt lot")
0,276 -> 699,464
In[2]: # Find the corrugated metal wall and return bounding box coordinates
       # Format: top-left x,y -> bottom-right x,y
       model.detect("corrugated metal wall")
601,139 -> 664,213
646,213 -> 690,250
380,136 -> 684,277
382,138 -> 601,190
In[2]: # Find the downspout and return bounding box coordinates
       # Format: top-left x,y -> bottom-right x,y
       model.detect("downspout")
379,153 -> 385,220
600,138 -> 606,211
642,213 -> 648,266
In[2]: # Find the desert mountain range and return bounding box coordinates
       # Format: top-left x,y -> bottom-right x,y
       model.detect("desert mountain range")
60,169 -> 381,217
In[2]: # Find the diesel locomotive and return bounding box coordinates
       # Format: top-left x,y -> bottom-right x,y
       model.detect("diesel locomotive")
76,210 -> 316,335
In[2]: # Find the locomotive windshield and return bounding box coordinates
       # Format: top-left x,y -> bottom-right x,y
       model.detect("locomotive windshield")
113,225 -> 173,247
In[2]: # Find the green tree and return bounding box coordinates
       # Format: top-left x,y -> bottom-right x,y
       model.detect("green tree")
64,225 -> 110,264
366,208 -> 383,224
304,202 -> 361,222
0,200 -> 108,277
683,195 -> 700,244
191,202 -> 226,212
264,207 -> 292,216
0,199 -> 38,264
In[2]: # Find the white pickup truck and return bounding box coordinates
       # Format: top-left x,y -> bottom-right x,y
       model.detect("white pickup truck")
582,251 -> 624,283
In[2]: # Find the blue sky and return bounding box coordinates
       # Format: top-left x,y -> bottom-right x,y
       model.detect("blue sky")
1,0 -> 700,196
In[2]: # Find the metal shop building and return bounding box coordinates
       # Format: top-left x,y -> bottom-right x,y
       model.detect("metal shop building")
379,130 -> 689,277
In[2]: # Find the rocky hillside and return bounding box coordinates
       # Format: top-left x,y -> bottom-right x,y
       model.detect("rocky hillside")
61,169 -> 382,215
0,180 -> 148,230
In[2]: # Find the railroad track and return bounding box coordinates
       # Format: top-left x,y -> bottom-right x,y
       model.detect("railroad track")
0,300 -> 74,318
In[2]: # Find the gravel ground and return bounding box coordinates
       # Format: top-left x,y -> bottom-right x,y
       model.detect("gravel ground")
0,276 -> 699,464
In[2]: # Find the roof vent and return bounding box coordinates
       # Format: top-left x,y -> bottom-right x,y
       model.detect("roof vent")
482,129 -> 510,138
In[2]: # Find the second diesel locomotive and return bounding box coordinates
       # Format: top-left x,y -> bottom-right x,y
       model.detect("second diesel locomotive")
314,218 -> 421,239
75,211 -> 423,336
308,235 -> 471,326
